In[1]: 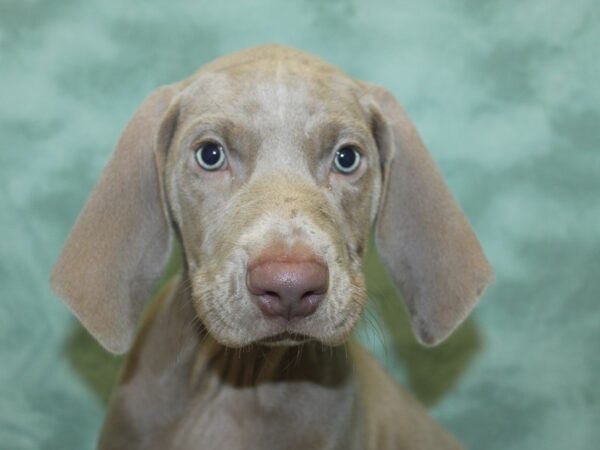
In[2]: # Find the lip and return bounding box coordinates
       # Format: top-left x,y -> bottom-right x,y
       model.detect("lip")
257,332 -> 311,346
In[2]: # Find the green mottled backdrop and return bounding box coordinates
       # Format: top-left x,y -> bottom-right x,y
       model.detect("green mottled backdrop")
1,1 -> 598,449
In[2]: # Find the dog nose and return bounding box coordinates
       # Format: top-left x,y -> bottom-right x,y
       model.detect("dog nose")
247,259 -> 328,320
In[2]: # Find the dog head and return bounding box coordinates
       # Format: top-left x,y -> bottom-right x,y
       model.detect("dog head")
51,45 -> 493,354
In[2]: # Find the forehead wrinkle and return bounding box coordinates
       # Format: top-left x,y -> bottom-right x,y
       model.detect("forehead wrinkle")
177,114 -> 253,150
179,114 -> 236,137
305,116 -> 372,142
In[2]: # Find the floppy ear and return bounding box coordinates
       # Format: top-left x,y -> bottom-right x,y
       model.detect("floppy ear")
51,85 -> 179,354
365,84 -> 494,346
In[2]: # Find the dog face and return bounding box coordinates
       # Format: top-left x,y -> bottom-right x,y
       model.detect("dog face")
164,65 -> 381,347
51,45 -> 493,354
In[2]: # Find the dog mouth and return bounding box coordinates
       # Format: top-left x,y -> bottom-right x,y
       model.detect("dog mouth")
257,332 -> 312,347
191,259 -> 366,349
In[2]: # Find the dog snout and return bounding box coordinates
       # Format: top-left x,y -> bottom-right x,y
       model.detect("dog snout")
247,256 -> 328,321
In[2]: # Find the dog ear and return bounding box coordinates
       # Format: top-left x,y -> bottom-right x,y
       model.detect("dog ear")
51,85 -> 180,354
364,83 -> 494,346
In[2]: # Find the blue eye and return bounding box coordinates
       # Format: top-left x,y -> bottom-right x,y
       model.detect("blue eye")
333,146 -> 361,174
195,142 -> 226,171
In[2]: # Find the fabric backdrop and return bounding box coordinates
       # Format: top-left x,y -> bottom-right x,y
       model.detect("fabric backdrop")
1,1 -> 598,449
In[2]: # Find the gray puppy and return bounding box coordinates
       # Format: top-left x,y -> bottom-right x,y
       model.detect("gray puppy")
52,44 -> 493,449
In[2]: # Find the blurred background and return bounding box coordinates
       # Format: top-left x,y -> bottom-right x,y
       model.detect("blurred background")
1,0 -> 599,449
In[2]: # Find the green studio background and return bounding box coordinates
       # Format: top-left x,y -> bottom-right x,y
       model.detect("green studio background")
1,1 -> 599,449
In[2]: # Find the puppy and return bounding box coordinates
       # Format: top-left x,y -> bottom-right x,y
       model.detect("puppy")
52,44 -> 493,449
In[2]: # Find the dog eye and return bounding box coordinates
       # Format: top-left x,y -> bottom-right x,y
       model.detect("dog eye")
333,146 -> 361,174
194,142 -> 227,171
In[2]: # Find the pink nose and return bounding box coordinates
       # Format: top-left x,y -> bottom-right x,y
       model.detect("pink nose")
247,259 -> 328,320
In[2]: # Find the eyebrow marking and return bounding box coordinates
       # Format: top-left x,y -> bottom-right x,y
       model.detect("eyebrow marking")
321,119 -> 372,137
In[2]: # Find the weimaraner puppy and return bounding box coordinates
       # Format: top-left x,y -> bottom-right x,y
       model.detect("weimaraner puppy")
52,44 -> 493,449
